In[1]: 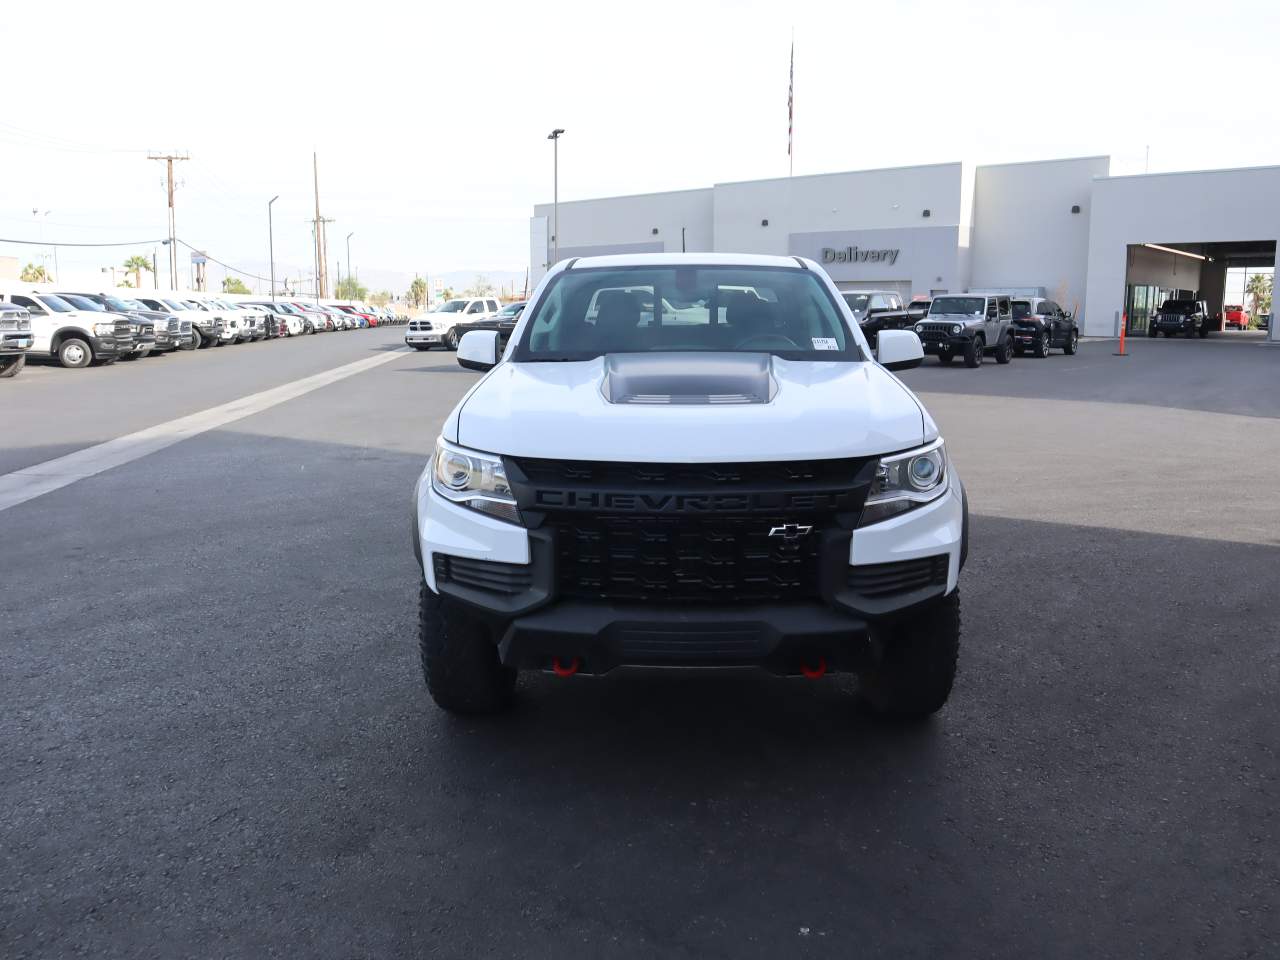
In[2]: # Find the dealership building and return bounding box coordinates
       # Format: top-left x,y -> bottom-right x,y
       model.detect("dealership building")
530,156 -> 1279,342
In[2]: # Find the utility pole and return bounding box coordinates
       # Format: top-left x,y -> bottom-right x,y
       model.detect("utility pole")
268,195 -> 279,303
148,152 -> 189,289
346,232 -> 354,291
312,152 -> 332,299
547,129 -> 565,264
152,249 -> 158,289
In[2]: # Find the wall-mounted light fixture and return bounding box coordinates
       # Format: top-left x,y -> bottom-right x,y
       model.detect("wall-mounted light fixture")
1143,242 -> 1207,261
922,209 -> 931,218
651,228 -> 659,235
1071,204 -> 1081,214
761,218 -> 769,227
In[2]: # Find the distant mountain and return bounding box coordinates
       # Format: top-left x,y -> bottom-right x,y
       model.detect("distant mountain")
204,261 -> 530,301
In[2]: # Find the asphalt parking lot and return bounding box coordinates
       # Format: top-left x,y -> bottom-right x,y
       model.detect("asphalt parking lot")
2,330 -> 1277,958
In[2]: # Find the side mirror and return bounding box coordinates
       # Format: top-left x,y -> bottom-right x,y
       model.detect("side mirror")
457,330 -> 500,372
876,329 -> 924,371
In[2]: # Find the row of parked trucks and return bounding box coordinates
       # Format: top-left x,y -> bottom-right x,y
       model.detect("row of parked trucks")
0,285 -> 407,378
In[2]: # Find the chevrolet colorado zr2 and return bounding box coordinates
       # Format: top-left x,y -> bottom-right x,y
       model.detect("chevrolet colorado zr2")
412,253 -> 968,719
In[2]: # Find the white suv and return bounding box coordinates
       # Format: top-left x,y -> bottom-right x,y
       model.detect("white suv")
412,254 -> 967,719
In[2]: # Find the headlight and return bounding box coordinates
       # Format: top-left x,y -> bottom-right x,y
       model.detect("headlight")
951,324 -> 962,335
431,439 -> 520,524
93,322 -> 116,336
915,323 -> 924,333
858,439 -> 948,527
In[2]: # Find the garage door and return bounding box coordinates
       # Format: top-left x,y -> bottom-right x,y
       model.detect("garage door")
835,280 -> 913,302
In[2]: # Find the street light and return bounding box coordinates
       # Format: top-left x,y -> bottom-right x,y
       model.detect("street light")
547,128 -> 565,264
268,195 -> 279,303
346,232 -> 354,293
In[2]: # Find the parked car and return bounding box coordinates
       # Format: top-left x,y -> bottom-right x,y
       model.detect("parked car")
0,303 -> 34,378
915,294 -> 1016,366
64,292 -> 187,353
136,296 -> 220,349
56,293 -> 155,360
1224,305 -> 1249,330
179,298 -> 241,345
840,290 -> 913,349
1010,297 -> 1079,357
213,299 -> 269,340
244,302 -> 305,337
289,302 -> 333,332
1150,298 -> 1210,338
448,300 -> 526,350
0,289 -> 134,367
434,298 -> 501,350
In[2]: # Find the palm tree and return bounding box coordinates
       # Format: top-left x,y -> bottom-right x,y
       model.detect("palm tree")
19,263 -> 49,282
123,255 -> 152,289
1245,273 -> 1272,318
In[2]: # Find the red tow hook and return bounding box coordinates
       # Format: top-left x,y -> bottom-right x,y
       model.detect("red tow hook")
552,656 -> 581,677
800,657 -> 827,680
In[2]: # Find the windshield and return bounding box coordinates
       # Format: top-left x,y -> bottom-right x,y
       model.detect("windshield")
104,296 -> 138,311
162,299 -> 186,311
37,294 -> 76,313
930,296 -> 985,316
61,294 -> 106,312
514,265 -> 859,362
436,300 -> 468,313
841,293 -> 870,315
1160,300 -> 1197,314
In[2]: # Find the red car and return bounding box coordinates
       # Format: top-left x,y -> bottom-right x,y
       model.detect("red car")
1224,305 -> 1249,329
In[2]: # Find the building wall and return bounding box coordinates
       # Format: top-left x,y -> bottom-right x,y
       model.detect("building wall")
531,188 -> 713,283
0,256 -> 18,281
1084,166 -> 1280,340
970,156 -> 1107,317
788,225 -> 965,298
1125,243 -> 1202,292
712,163 -> 964,257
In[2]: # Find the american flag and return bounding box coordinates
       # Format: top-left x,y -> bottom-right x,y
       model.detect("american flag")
787,40 -> 794,160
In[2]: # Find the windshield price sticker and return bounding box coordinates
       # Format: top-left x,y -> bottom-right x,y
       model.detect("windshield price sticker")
811,337 -> 839,351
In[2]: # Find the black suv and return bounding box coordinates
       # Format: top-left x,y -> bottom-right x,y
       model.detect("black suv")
1150,299 -> 1210,338
1011,297 -> 1079,357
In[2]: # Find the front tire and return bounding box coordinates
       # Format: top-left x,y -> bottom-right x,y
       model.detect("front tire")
58,338 -> 93,369
445,329 -> 460,351
1064,330 -> 1078,355
963,337 -> 982,368
419,585 -> 516,714
1034,331 -> 1051,358
0,354 -> 25,379
858,590 -> 960,719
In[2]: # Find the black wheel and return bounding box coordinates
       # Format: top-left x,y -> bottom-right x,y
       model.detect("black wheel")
1064,330 -> 1078,355
0,354 -> 25,379
418,584 -> 516,714
1198,326 -> 1209,339
995,334 -> 1013,364
1034,330 -> 1051,358
858,590 -> 960,719
57,338 -> 93,369
445,329 -> 460,351
938,353 -> 955,365
188,328 -> 203,350
963,338 -> 982,368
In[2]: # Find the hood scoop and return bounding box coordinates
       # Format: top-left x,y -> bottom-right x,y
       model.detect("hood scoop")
600,352 -> 777,405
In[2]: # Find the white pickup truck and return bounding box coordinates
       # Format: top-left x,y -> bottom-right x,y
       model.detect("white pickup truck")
0,289 -> 134,367
405,297 -> 501,351
411,254 -> 967,720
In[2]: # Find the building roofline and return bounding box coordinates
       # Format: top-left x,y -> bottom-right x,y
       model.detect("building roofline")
975,155 -> 1109,170
533,186 -> 713,209
712,161 -> 961,189
1095,162 -> 1280,182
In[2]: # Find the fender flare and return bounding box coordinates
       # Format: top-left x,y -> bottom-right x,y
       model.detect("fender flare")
959,480 -> 969,571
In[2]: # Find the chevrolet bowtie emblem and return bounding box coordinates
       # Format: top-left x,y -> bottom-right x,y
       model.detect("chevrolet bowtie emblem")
768,523 -> 813,541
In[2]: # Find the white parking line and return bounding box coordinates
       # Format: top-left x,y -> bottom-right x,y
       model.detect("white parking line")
0,348 -> 410,513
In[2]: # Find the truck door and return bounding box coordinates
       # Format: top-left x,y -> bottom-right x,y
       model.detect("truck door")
984,297 -> 999,344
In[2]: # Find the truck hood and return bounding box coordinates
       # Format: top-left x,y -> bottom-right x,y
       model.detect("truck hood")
451,356 -> 929,462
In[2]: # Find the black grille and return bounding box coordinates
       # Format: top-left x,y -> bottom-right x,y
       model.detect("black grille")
553,515 -> 822,603
512,457 -> 863,489
847,555 -> 947,598
916,324 -> 951,342
433,554 -> 532,596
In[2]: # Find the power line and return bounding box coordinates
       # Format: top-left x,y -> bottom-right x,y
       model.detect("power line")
174,239 -> 272,283
0,235 -> 165,247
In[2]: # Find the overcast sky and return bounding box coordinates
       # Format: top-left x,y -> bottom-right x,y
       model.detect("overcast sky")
3,0 -> 1277,291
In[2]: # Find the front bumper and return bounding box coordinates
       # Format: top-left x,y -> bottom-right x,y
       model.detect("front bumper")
1,336 -> 33,355
90,335 -> 128,358
414,469 -> 966,672
921,335 -> 970,354
405,330 -> 442,345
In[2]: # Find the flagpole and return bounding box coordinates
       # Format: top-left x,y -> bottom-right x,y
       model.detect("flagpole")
788,30 -> 795,178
